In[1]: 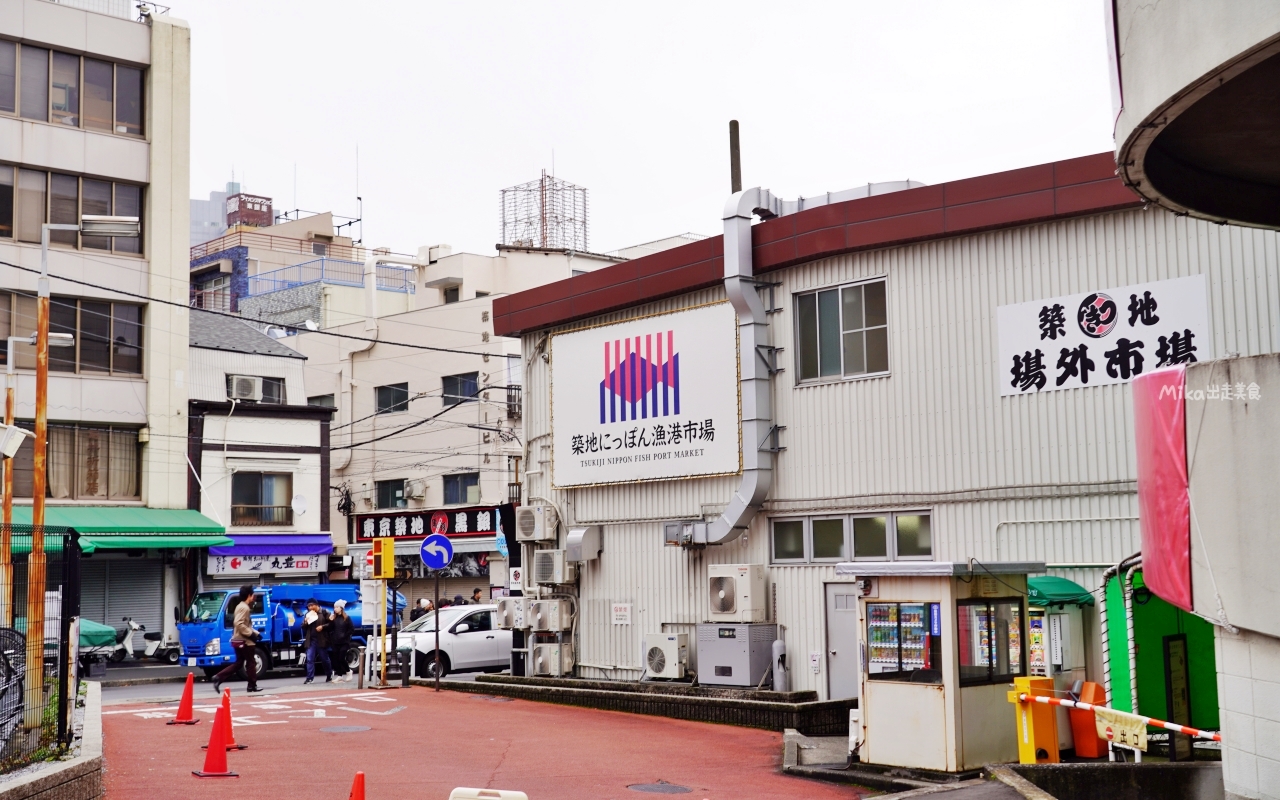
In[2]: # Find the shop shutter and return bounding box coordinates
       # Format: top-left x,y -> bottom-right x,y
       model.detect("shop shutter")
79,560 -> 109,627
104,559 -> 163,636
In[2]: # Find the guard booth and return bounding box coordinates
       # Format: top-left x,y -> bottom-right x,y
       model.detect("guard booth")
835,561 -> 1044,773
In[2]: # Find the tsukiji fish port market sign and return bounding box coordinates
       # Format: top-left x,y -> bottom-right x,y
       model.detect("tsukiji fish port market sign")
998,275 -> 1210,396
551,302 -> 741,487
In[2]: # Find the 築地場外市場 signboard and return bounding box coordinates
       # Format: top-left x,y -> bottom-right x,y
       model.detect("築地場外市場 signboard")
998,274 -> 1210,396
551,302 -> 741,488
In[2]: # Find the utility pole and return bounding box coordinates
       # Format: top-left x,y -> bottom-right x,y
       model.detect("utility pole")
24,224 -> 67,728
25,217 -> 130,728
729,120 -> 742,194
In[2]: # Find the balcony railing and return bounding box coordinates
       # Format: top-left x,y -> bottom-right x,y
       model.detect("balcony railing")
507,482 -> 522,505
231,505 -> 293,527
245,258 -> 416,297
191,229 -> 415,264
506,385 -> 522,418
190,286 -> 231,312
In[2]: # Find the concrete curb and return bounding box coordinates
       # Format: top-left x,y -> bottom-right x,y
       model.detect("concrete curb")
91,675 -> 191,689
0,682 -> 102,800
986,766 -> 1058,799
421,676 -> 854,734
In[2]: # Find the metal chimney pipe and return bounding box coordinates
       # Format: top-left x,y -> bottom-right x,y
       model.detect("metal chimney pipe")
729,120 -> 742,193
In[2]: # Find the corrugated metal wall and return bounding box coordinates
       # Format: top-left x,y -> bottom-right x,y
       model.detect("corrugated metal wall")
520,208 -> 1280,698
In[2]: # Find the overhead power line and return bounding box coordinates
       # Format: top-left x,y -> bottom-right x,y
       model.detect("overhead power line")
0,259 -> 520,360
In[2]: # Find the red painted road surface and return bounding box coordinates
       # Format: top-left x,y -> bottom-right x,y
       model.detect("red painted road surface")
102,686 -> 871,799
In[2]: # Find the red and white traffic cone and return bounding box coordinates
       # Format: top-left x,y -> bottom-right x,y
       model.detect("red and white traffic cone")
167,672 -> 200,725
192,705 -> 238,778
203,688 -> 248,750
349,771 -> 365,800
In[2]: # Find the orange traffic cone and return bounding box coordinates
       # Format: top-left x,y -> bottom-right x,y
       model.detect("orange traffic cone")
349,771 -> 365,800
192,705 -> 238,778
167,672 -> 200,725
204,689 -> 248,750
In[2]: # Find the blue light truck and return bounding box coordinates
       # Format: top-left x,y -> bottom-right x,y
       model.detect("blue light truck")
177,584 -> 406,679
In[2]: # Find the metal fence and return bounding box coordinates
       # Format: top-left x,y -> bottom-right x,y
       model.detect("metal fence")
0,526 -> 79,774
246,258 -> 417,298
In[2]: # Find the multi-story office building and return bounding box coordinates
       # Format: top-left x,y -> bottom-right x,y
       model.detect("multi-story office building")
0,1 -> 221,646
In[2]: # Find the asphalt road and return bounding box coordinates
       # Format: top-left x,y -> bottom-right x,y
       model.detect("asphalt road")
102,685 -> 872,799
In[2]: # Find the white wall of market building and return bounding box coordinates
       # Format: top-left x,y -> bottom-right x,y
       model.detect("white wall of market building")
516,201 -> 1280,700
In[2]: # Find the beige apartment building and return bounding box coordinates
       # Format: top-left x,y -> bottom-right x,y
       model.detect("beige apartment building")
0,1 -> 218,645
290,244 -> 622,602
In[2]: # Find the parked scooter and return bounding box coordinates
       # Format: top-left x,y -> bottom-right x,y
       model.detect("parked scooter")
110,617 -> 143,662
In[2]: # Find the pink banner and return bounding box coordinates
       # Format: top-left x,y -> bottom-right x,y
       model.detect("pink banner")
1131,366 -> 1192,610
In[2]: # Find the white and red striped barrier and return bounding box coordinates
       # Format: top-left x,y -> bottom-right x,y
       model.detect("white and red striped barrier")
1015,692 -> 1222,742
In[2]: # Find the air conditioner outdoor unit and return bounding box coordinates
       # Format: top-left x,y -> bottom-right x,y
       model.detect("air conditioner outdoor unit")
529,599 -> 573,632
645,633 -> 689,680
515,505 -> 558,542
227,375 -> 262,402
707,564 -> 767,623
533,549 -> 576,585
495,597 -> 528,629
532,643 -> 574,676
404,479 -> 426,499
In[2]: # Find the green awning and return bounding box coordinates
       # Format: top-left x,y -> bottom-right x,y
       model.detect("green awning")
1028,575 -> 1096,607
8,507 -> 229,553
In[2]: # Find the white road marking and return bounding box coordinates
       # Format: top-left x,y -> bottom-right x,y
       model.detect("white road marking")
337,705 -> 406,716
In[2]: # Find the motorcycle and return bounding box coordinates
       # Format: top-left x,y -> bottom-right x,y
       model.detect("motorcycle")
110,617 -> 143,662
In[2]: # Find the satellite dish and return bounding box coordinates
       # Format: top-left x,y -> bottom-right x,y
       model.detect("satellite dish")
291,494 -> 307,516
303,319 -> 319,331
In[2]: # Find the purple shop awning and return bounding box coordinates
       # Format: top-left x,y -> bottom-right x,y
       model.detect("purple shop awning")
208,534 -> 335,557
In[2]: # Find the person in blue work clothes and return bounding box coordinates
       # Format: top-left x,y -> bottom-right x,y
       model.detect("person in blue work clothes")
302,598 -> 333,684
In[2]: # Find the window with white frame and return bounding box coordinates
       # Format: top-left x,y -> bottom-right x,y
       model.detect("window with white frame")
770,511 -> 931,564
794,278 -> 888,382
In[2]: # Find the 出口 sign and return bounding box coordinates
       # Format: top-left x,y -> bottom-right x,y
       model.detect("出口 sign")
997,275 -> 1209,396
551,302 -> 741,487
208,554 -> 328,576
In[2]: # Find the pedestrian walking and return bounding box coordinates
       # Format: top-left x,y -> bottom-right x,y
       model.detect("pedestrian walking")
303,598 -> 333,684
453,594 -> 466,607
328,599 -> 355,682
470,588 -> 484,604
212,585 -> 261,694
409,598 -> 430,622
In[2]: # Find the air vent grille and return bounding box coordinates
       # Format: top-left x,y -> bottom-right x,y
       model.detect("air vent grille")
646,646 -> 666,675
709,576 -> 736,614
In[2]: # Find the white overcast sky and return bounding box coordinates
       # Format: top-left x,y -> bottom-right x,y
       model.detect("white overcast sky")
175,1 -> 1116,257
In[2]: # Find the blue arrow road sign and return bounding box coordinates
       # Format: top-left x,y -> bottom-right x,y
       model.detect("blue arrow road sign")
420,534 -> 454,570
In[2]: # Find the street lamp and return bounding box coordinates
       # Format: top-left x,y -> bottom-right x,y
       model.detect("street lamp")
18,218 -> 137,728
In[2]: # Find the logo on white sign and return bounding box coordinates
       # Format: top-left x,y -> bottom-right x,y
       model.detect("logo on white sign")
551,302 -> 741,487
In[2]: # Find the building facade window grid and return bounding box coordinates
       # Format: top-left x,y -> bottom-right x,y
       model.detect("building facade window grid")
443,472 -> 479,505
375,383 -> 409,414
795,277 -> 889,382
770,511 -> 931,564
442,372 -> 478,407
375,478 -> 406,509
0,40 -> 143,136
0,166 -> 143,254
230,472 -> 292,527
0,292 -> 143,375
6,422 -> 140,500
